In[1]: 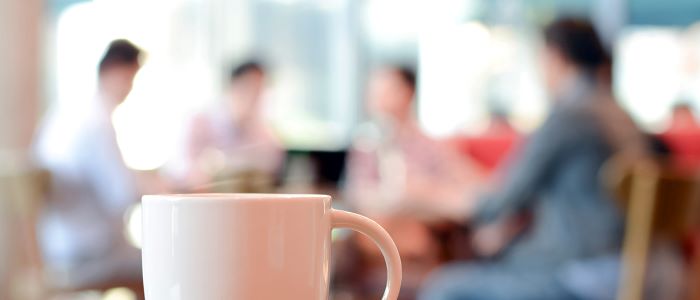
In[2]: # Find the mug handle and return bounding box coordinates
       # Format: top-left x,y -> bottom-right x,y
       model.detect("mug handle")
331,209 -> 402,300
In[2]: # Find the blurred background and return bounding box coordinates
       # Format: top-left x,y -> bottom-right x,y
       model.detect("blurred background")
2,0 -> 700,299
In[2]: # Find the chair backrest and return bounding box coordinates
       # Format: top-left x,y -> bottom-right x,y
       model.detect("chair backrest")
604,156 -> 700,300
604,157 -> 700,239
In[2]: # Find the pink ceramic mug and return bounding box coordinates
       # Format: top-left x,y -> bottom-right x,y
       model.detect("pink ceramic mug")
141,193 -> 402,299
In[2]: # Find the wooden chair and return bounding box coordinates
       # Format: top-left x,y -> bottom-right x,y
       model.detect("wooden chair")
604,157 -> 700,300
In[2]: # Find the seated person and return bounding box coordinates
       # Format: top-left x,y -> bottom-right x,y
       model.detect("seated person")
419,18 -> 650,300
34,40 -> 145,284
450,108 -> 521,174
338,66 -> 483,299
173,60 -> 283,191
345,65 -> 483,220
659,102 -> 700,172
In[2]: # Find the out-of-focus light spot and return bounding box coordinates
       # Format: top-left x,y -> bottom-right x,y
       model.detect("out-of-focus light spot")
265,0 -> 307,5
419,21 -> 547,135
616,28 -> 684,129
364,0 -> 475,47
102,287 -> 136,300
364,0 -> 423,45
124,204 -> 142,249
112,94 -> 174,171
419,21 -> 493,137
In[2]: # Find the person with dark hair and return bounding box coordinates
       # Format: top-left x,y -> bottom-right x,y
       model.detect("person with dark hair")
450,101 -> 522,174
98,39 -> 142,72
97,39 -> 142,105
339,66 -> 483,298
174,59 -> 282,189
346,65 -> 481,217
230,60 -> 265,79
419,18 -> 650,300
660,102 -> 700,172
33,39 -> 144,284
394,66 -> 416,91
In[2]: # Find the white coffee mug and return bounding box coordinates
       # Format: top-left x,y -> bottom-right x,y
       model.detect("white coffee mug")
142,193 -> 402,299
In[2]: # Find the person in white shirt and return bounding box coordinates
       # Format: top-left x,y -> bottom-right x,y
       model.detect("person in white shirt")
34,40 -> 143,281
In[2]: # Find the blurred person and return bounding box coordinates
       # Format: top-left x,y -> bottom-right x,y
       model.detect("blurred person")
419,18 -> 650,300
345,66 -> 483,220
33,40 -> 144,281
450,108 -> 521,174
339,66 -> 483,299
174,60 -> 283,190
659,102 -> 700,172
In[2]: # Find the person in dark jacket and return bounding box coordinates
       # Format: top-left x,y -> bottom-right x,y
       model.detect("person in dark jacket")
419,17 -> 649,300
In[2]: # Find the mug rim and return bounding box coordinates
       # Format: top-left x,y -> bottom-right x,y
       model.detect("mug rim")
142,193 -> 332,202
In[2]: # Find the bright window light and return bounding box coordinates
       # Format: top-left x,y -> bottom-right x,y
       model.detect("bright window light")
364,0 -> 474,47
615,28 -> 684,128
124,203 -> 142,249
418,22 -> 492,136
